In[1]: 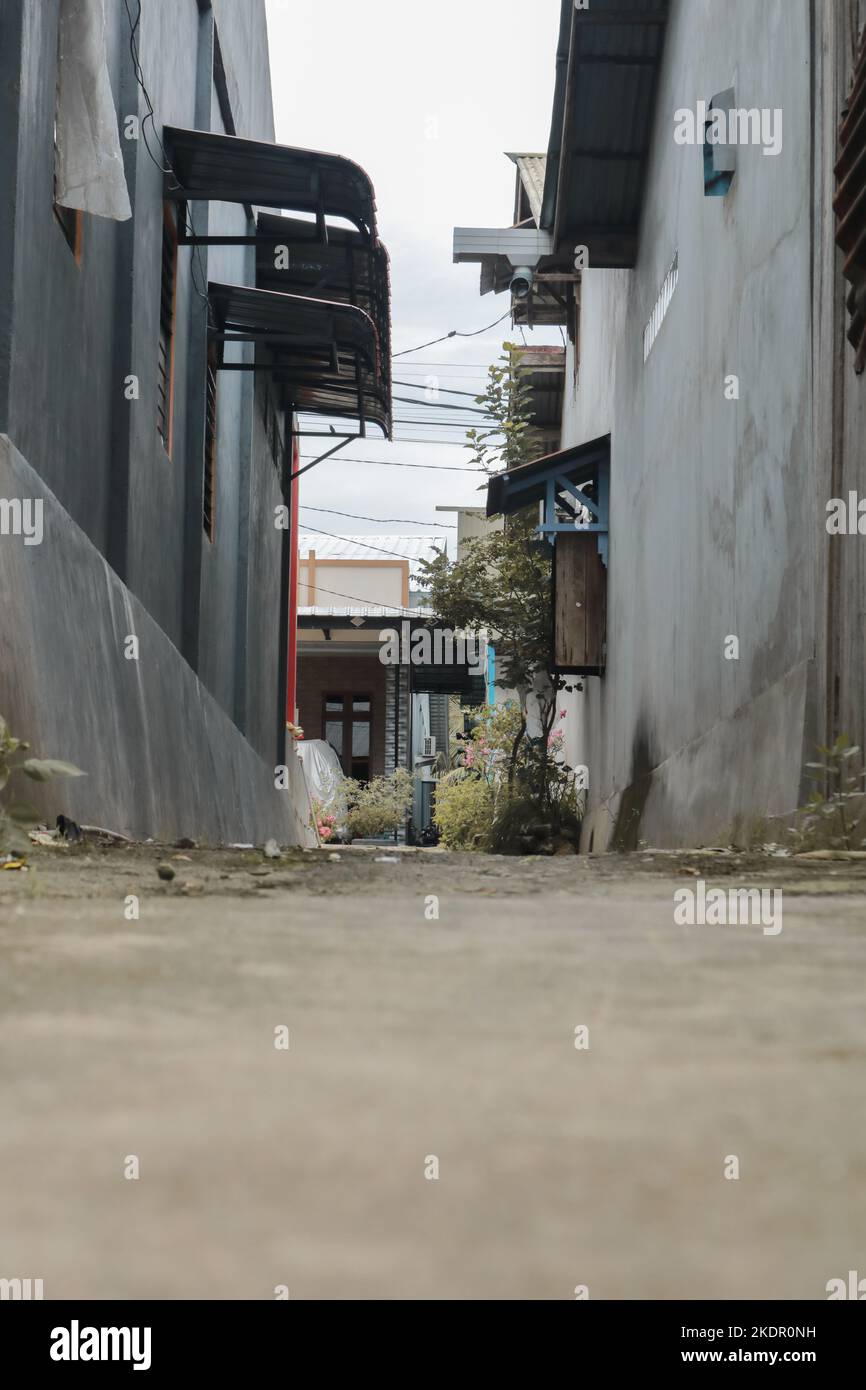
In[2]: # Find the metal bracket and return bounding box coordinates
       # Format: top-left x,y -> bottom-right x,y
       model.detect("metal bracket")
538,459 -> 609,566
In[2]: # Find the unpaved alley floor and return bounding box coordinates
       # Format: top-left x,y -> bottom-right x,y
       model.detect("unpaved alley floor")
1,843 -> 865,1300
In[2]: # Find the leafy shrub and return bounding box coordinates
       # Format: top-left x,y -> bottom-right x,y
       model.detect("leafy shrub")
433,770 -> 495,851
0,713 -> 84,851
790,736 -> 866,851
343,768 -> 414,840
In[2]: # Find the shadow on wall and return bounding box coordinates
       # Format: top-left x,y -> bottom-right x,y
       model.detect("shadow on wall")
611,721 -> 656,851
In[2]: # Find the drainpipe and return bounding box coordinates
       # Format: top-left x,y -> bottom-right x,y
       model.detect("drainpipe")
286,426 -> 300,727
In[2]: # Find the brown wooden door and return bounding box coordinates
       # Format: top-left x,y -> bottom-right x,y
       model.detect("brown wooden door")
554,532 -> 607,675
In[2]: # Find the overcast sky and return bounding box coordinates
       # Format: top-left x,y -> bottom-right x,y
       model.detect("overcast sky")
264,0 -> 561,550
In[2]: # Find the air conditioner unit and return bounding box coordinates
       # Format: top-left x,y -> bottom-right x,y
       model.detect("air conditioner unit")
422,735 -> 436,758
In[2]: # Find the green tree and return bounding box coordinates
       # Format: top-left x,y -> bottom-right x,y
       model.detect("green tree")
418,345 -> 580,842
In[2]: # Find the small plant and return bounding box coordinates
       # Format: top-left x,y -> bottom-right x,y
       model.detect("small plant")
0,713 -> 85,851
790,736 -> 866,851
343,768 -> 414,840
310,798 -> 337,843
434,771 -> 495,851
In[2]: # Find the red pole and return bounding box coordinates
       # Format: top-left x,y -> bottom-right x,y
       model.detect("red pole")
286,431 -> 300,726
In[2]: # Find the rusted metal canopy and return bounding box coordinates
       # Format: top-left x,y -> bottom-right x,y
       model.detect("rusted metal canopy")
207,283 -> 391,437
255,213 -> 392,426
163,126 -> 378,239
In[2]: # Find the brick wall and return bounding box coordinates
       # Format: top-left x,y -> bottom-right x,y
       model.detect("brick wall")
297,652 -> 389,777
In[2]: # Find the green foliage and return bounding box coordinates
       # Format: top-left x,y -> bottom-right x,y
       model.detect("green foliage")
0,713 -> 85,851
433,770 -> 495,851
464,343 -> 543,476
790,736 -> 866,851
438,703 -> 584,854
343,768 -> 415,840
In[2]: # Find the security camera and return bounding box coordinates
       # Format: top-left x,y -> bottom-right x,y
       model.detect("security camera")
509,266 -> 534,299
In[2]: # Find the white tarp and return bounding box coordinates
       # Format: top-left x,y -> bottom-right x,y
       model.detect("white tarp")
55,0 -> 131,221
297,740 -> 349,835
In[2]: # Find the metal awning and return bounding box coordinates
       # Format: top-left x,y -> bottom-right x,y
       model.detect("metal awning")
487,433 -> 610,540
255,213 -> 391,424
208,283 -> 391,437
163,126 -> 378,240
541,0 -> 670,268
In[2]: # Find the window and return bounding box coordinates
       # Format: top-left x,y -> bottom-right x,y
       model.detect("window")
323,693 -> 373,780
703,88 -> 736,198
203,341 -> 218,540
835,24 -> 866,373
157,204 -> 179,455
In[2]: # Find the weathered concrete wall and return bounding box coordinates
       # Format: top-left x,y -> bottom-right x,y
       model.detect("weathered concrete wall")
0,436 -> 309,845
562,0 -> 818,848
0,0 -> 293,821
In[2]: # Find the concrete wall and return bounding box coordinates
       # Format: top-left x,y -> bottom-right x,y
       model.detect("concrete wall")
560,0 -> 819,848
0,0 -> 295,831
0,437 -> 309,844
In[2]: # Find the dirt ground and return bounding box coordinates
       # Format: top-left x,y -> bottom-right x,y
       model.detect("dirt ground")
1,840 -> 865,1300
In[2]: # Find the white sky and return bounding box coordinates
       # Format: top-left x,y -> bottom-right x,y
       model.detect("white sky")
264,0 -> 561,550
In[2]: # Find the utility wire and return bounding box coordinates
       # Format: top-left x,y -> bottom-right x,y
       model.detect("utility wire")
300,582 -> 430,616
393,379 -> 487,399
300,504 -> 456,528
124,1 -> 210,306
391,394 -> 492,415
298,454 -> 485,472
392,309 -> 513,358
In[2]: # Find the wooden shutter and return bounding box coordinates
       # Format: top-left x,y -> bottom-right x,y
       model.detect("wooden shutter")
554,531 -> 606,675
835,24 -> 866,373
203,342 -> 218,540
157,206 -> 179,451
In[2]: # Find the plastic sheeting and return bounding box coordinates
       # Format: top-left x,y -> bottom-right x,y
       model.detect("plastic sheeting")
297,741 -> 349,835
55,0 -> 132,221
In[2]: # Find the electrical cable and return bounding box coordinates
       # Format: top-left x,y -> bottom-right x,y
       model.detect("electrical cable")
392,309 -> 513,358
300,504 -> 456,528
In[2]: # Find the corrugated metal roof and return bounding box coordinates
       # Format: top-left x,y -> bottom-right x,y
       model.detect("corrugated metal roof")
541,0 -> 670,267
298,605 -> 435,619
506,152 -> 548,226
298,534 -> 447,579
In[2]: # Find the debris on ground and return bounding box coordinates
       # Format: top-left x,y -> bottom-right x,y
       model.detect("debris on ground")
157,862 -> 176,882
29,828 -> 67,847
328,852 -> 341,862
374,855 -> 399,864
1,855 -> 27,871
174,837 -> 196,850
180,879 -> 204,895
263,839 -> 282,860
56,815 -> 83,841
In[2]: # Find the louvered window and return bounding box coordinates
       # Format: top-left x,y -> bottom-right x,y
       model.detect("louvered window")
157,206 -> 178,451
203,342 -> 218,541
835,26 -> 866,373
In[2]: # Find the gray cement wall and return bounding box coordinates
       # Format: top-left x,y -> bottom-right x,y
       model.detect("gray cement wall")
0,436 -> 309,845
561,0 -> 819,848
0,0 -> 294,828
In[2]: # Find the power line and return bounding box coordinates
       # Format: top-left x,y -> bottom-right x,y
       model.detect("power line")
300,582 -> 430,617
392,309 -> 513,358
123,1 -> 210,306
393,379 -> 487,399
392,394 -> 492,415
298,454 -> 485,472
300,504 -> 456,528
